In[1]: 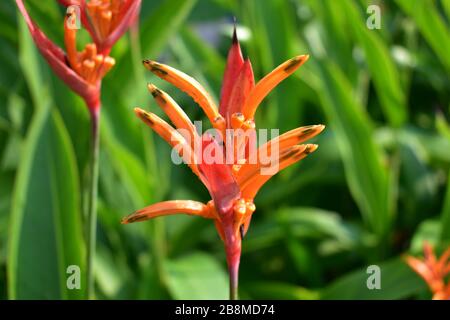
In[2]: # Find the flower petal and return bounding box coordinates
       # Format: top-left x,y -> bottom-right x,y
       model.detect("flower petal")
240,144 -> 318,199
437,246 -> 450,272
121,200 -> 215,224
406,256 -> 434,285
134,108 -> 200,177
424,242 -> 437,268
243,54 -> 309,119
143,60 -> 222,128
147,83 -> 199,148
245,124 -> 325,163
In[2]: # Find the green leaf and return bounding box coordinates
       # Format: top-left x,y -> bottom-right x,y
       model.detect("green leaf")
8,109 -> 85,299
436,112 -> 450,243
397,133 -> 437,227
107,0 -> 198,97
395,0 -> 450,72
409,219 -> 441,254
101,120 -> 153,208
244,282 -> 319,300
277,207 -> 358,246
440,173 -> 450,244
8,13 -> 85,300
164,252 -> 228,299
243,0 -> 305,131
341,1 -> 407,127
315,61 -> 392,240
321,258 -> 427,299
179,27 -> 225,92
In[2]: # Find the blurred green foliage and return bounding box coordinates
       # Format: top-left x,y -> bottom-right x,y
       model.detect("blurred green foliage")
0,0 -> 449,299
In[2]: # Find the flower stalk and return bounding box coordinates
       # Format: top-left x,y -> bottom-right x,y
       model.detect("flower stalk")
226,236 -> 241,300
86,107 -> 100,299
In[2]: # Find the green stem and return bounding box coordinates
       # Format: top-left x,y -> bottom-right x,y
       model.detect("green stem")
227,242 -> 241,300
229,263 -> 239,300
86,108 -> 100,299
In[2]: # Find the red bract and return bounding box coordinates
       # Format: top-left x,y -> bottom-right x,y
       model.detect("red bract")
122,27 -> 324,299
57,0 -> 80,6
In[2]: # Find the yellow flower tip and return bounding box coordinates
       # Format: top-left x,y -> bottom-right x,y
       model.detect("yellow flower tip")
304,144 -> 319,154
83,59 -> 95,69
246,201 -> 256,213
134,107 -> 144,116
147,83 -> 163,99
232,112 -> 245,121
232,164 -> 241,173
234,204 -> 247,215
213,115 -> 226,131
243,54 -> 310,119
102,10 -> 112,20
231,112 -> 245,129
243,119 -> 255,130
142,59 -> 157,72
306,124 -> 325,135
121,210 -> 142,224
147,83 -> 157,92
104,56 -> 116,68
142,59 -> 165,75
121,210 -> 149,224
134,107 -> 155,125
284,54 -> 310,73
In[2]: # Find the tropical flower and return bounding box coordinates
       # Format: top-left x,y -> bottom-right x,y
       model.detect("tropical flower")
121,28 -> 325,299
58,0 -> 142,54
405,242 -> 450,300
16,0 -> 141,299
16,0 -> 140,113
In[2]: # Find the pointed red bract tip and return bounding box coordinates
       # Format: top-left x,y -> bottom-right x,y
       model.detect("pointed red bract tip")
225,58 -> 255,120
219,23 -> 244,116
232,20 -> 238,44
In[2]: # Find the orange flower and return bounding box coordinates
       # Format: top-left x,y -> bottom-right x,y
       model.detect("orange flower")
121,27 -> 324,299
59,0 -> 142,54
16,0 -> 118,113
405,242 -> 450,300
64,13 -> 116,86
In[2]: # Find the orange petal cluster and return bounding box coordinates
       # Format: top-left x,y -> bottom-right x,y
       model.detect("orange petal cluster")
406,243 -> 450,300
122,31 -> 324,243
64,12 -> 115,85
86,0 -> 129,41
